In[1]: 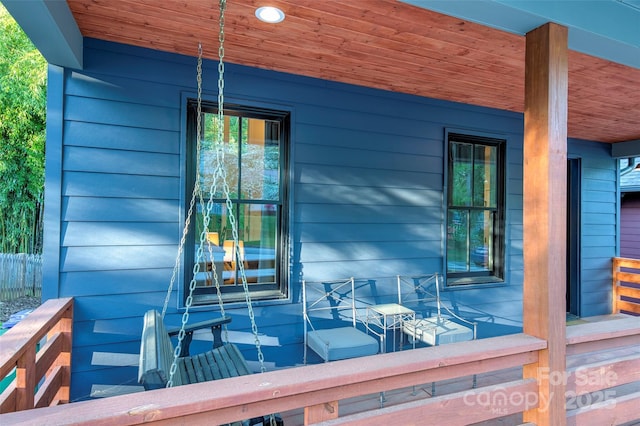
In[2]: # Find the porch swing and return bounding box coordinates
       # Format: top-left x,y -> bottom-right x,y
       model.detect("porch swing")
137,0 -> 272,403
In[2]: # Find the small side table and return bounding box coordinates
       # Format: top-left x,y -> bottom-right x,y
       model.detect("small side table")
366,303 -> 415,353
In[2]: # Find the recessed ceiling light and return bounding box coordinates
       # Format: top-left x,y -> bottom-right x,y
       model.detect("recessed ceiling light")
255,6 -> 285,23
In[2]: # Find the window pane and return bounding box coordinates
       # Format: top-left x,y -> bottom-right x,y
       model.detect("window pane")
447,209 -> 469,272
238,204 -> 277,285
473,145 -> 497,208
469,210 -> 493,272
194,202 -> 228,289
450,142 -> 473,206
240,117 -> 280,201
201,114 -> 239,199
193,203 -> 277,288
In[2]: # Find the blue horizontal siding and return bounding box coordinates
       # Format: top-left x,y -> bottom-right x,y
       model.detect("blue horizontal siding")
60,269 -> 174,296
64,96 -> 179,131
296,184 -> 441,206
62,197 -> 179,222
63,172 -> 179,198
296,143 -> 443,172
64,146 -> 179,176
64,121 -> 178,154
297,123 -> 444,156
44,38 -> 619,401
60,245 -> 178,272
62,222 -> 178,246
297,223 -> 442,243
297,164 -> 442,189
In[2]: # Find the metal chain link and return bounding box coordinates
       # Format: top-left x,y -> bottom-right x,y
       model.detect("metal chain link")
161,43 -> 204,320
166,42 -> 206,388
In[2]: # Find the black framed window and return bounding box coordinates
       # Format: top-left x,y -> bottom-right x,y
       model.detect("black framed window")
446,133 -> 505,285
185,101 -> 289,304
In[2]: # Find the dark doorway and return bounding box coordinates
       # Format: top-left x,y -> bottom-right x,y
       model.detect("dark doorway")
566,158 -> 581,316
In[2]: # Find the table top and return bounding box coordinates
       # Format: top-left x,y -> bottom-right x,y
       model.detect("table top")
368,303 -> 415,316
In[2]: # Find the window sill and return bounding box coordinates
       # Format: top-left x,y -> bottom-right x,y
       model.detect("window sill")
189,289 -> 288,308
446,275 -> 505,288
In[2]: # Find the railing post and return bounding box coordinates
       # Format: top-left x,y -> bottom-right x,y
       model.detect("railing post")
15,347 -> 36,411
47,304 -> 74,404
612,257 -> 620,314
523,22 -> 568,426
304,401 -> 339,425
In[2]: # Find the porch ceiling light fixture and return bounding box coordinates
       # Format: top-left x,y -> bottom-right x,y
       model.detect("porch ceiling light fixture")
255,6 -> 285,23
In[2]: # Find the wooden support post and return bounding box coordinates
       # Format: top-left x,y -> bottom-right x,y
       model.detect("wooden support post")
523,22 -> 568,426
304,401 -> 338,424
612,258 -> 620,314
47,306 -> 73,404
16,348 -> 36,411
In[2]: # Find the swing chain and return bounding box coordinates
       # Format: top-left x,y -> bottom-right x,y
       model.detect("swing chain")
161,41 -> 205,319
166,42 -> 207,388
211,0 -> 268,373
166,0 -> 270,402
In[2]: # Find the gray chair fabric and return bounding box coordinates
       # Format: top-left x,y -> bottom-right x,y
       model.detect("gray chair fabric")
303,278 -> 379,363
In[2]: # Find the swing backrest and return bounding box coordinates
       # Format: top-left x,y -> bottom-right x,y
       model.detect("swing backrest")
138,310 -> 184,390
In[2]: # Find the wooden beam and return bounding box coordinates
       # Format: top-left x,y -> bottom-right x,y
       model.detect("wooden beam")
2,0 -> 83,68
522,22 -> 568,426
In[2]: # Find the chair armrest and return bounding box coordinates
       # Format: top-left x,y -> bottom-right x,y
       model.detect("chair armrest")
167,316 -> 232,356
167,316 -> 232,335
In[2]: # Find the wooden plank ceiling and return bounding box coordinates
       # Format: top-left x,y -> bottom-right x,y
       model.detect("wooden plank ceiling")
67,0 -> 640,143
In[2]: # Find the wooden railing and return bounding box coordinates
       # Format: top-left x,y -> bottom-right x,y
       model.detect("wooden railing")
612,257 -> 640,315
2,317 -> 638,426
1,333 -> 546,425
1,276 -> 638,425
565,315 -> 640,425
0,298 -> 73,413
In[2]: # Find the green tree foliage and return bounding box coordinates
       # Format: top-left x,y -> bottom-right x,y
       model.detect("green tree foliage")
0,5 -> 46,253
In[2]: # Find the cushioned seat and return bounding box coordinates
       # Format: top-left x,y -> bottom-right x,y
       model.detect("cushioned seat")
303,278 -> 380,364
403,317 -> 474,346
307,326 -> 379,362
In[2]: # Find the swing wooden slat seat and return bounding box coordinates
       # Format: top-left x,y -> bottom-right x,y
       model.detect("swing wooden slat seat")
138,309 -> 251,390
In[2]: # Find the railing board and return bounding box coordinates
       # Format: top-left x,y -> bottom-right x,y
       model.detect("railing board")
34,365 -> 63,409
0,334 -> 545,425
617,300 -> 640,315
566,335 -> 640,357
613,257 -> 640,269
617,284 -> 640,297
566,353 -> 640,395
314,379 -> 539,426
566,390 -> 640,426
615,272 -> 640,284
34,332 -> 63,379
565,316 -> 640,346
566,315 -> 640,356
0,298 -> 73,378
